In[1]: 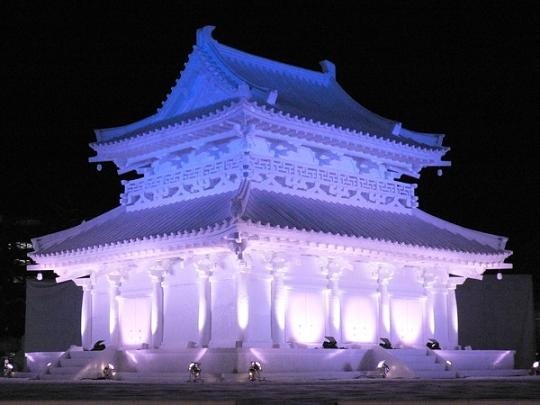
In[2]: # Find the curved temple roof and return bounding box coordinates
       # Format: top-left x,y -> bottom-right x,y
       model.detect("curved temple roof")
31,184 -> 508,258
94,26 -> 445,150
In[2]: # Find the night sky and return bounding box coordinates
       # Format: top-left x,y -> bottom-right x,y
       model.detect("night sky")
2,3 -> 538,285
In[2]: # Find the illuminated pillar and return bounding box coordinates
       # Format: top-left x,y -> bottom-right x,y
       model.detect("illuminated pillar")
432,286 -> 449,348
196,265 -> 212,347
422,270 -> 436,340
446,277 -> 465,349
150,269 -> 166,349
236,263 -> 249,343
376,266 -> 393,342
74,278 -> 93,350
323,260 -> 343,341
269,256 -> 288,348
209,256 -> 239,347
107,274 -> 122,347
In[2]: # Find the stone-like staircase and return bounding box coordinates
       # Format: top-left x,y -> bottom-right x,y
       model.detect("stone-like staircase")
387,348 -> 455,379
38,349 -> 116,381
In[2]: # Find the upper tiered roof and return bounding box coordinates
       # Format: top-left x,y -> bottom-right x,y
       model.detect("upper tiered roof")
94,26 -> 445,151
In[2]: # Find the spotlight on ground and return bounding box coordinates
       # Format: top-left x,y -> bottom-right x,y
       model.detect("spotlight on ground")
91,340 -> 106,351
188,362 -> 202,382
322,336 -> 337,349
102,363 -> 116,379
248,361 -> 263,382
2,358 -> 14,378
426,338 -> 441,350
379,338 -> 393,349
376,360 -> 390,378
530,361 -> 539,375
444,360 -> 453,370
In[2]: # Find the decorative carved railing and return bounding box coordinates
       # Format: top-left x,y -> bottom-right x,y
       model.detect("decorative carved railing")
122,153 -> 416,211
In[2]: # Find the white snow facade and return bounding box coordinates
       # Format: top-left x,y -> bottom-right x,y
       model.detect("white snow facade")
29,26 -> 511,352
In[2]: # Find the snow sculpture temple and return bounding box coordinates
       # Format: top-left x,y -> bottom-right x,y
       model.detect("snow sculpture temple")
29,26 -> 511,355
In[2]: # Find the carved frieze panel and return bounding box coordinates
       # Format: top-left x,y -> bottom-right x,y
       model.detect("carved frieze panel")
121,135 -> 416,211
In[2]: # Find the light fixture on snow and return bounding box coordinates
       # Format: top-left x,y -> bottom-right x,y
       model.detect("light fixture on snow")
3,358 -> 14,378
530,361 -> 539,375
188,362 -> 202,382
379,338 -> 393,349
102,363 -> 116,379
426,338 -> 441,350
444,360 -> 453,370
322,336 -> 337,349
36,272 -> 43,281
376,360 -> 390,378
248,361 -> 263,382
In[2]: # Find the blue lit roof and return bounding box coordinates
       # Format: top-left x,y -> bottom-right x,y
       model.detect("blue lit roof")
94,26 -> 445,150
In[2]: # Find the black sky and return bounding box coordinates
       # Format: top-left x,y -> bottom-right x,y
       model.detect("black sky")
1,2 -> 538,279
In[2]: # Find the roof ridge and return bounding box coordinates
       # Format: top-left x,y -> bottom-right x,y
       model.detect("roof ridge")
197,26 -> 331,87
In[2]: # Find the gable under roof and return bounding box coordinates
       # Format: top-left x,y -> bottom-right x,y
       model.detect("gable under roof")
94,26 -> 445,151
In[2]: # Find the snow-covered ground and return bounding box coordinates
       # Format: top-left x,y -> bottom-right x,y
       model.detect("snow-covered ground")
2,376 -> 540,402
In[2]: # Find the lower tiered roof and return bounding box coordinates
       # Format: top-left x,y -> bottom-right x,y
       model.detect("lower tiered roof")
31,183 -> 508,259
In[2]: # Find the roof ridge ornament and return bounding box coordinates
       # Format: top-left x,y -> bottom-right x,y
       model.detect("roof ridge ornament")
196,25 -> 216,47
392,122 -> 402,136
230,180 -> 251,219
266,89 -> 278,105
319,60 -> 336,79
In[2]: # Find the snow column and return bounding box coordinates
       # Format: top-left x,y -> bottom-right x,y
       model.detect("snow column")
377,266 -> 394,342
324,260 -> 343,341
446,278 -> 462,349
210,256 -> 239,347
422,270 -> 436,340
74,278 -> 93,350
107,274 -> 122,347
431,274 -> 449,348
240,258 -> 272,347
269,256 -> 288,348
150,268 -> 166,349
196,262 -> 212,348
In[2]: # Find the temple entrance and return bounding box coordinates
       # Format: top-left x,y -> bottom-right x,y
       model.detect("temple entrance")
391,298 -> 424,347
285,290 -> 325,345
118,296 -> 151,348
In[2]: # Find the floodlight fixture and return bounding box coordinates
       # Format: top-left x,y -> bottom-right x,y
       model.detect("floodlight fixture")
3,359 -> 14,378
102,363 -> 116,379
322,336 -> 338,349
426,338 -> 441,350
188,362 -> 202,382
530,361 -> 539,375
376,360 -> 390,378
248,361 -> 263,382
36,272 -> 43,281
91,340 -> 106,351
379,338 -> 393,349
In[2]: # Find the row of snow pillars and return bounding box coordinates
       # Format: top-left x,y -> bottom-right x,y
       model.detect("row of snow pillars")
422,270 -> 461,349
